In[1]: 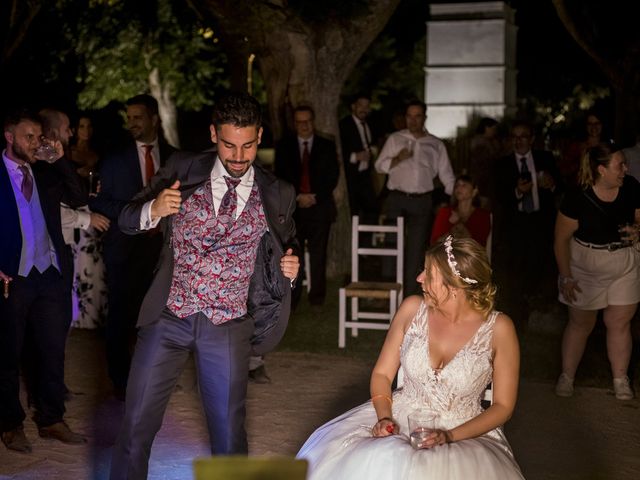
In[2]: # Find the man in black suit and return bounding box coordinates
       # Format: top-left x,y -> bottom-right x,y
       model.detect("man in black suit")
339,94 -> 378,225
275,105 -> 339,306
109,92 -> 299,480
91,94 -> 176,398
493,121 -> 561,327
0,110 -> 87,453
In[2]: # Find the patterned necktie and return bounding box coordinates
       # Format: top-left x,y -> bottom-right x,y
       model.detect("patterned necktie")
19,164 -> 33,202
520,157 -> 534,213
300,141 -> 312,194
218,176 -> 242,227
143,144 -> 155,185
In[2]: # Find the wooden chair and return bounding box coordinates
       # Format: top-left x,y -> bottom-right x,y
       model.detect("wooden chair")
338,216 -> 404,348
193,456 -> 308,480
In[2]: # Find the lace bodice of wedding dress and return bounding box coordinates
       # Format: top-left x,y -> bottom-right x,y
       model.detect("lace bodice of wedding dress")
397,301 -> 495,430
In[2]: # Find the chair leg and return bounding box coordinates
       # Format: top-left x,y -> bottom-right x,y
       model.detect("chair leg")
390,292 -> 397,322
351,297 -> 359,338
339,289 -> 346,348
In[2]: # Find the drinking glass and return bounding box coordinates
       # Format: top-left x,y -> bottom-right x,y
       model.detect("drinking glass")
408,410 -> 437,449
34,136 -> 59,163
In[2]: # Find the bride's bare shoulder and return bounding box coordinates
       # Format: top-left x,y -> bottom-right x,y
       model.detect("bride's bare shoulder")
394,295 -> 424,327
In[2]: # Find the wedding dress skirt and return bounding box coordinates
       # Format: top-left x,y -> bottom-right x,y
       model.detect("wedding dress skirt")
298,303 -> 524,479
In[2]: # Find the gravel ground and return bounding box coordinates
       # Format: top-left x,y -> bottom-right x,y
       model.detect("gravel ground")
0,329 -> 639,480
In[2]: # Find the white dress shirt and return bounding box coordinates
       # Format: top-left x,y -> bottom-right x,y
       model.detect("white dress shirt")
140,157 -> 255,230
349,115 -> 371,172
375,129 -> 455,195
514,151 -> 541,212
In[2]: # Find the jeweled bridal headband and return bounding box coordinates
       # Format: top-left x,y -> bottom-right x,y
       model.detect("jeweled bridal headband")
444,235 -> 478,284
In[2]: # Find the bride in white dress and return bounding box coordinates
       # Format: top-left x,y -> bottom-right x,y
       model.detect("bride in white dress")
298,236 -> 525,479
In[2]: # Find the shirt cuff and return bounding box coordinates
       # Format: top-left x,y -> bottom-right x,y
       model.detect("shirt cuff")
76,210 -> 91,230
349,152 -> 358,164
140,200 -> 161,230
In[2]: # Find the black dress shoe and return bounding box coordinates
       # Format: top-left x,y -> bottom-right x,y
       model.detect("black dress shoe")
38,422 -> 87,444
248,365 -> 271,384
2,426 -> 32,453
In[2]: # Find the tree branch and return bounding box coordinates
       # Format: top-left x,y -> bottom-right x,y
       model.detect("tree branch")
551,0 -> 622,89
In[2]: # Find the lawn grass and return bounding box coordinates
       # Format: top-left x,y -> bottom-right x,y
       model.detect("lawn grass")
277,277 -> 640,389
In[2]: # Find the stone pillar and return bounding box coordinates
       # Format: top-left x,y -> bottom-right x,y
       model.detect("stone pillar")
425,2 -> 517,139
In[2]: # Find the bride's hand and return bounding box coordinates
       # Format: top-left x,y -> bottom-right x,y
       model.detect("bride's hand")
418,429 -> 452,448
372,417 -> 398,437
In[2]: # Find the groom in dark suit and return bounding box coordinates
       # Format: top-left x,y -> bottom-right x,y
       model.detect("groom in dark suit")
109,92 -> 299,480
91,94 -> 176,397
275,105 -> 339,306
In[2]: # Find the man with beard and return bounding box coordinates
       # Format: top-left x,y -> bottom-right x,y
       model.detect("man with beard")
109,92 -> 299,479
0,109 -> 87,452
91,94 -> 176,399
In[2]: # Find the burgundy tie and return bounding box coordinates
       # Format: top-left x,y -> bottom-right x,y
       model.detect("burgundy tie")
143,144 -> 155,184
19,164 -> 33,201
218,176 -> 242,227
299,141 -> 312,194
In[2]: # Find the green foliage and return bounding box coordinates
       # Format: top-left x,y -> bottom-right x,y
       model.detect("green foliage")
66,0 -> 227,110
518,84 -> 611,140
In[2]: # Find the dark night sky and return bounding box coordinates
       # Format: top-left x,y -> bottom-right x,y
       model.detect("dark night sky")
1,1 -> 608,127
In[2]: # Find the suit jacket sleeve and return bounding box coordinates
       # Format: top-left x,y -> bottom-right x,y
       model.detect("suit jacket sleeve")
118,154 -> 180,234
53,156 -> 88,208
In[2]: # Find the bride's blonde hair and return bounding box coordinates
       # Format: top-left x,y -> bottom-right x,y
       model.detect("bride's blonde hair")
423,236 -> 496,317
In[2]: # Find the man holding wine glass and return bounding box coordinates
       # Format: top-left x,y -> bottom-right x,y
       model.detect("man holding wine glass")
0,109 -> 88,453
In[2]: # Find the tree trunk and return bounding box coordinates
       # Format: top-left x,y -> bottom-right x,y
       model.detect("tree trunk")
188,0 -> 401,275
148,67 -> 180,148
1,0 -> 41,65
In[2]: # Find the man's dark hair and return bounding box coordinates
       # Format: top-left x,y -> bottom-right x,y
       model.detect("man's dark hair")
475,117 -> 498,135
406,99 -> 426,115
293,105 -> 315,120
511,120 -> 534,137
3,108 -> 41,132
126,94 -> 159,116
211,92 -> 262,130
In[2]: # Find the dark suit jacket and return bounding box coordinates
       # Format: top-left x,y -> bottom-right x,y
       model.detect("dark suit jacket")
494,149 -> 561,223
274,135 -> 339,221
90,139 -> 176,263
118,151 -> 298,355
0,157 -> 87,282
339,115 -> 373,188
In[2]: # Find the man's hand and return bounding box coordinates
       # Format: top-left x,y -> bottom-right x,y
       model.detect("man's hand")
296,193 -> 316,209
150,180 -> 181,219
390,147 -> 412,168
355,150 -> 371,164
280,248 -> 299,281
89,212 -> 111,232
0,270 -> 12,299
538,171 -> 555,190
517,178 -> 533,194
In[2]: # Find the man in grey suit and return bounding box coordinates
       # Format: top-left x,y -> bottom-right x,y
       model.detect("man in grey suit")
109,92 -> 299,480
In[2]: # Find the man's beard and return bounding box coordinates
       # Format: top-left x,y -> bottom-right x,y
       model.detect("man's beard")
12,142 -> 35,164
